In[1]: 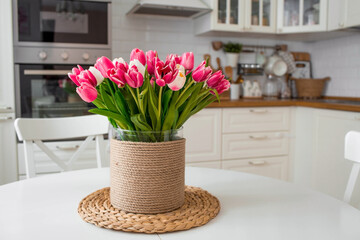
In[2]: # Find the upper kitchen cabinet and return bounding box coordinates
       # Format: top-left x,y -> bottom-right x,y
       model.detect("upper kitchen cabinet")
0,0 -> 15,112
195,0 -> 245,34
244,0 -> 277,33
277,0 -> 328,33
328,0 -> 360,31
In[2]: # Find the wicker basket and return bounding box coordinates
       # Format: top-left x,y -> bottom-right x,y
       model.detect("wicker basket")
292,77 -> 330,99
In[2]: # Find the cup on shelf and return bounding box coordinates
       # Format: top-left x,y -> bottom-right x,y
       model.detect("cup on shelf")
230,83 -> 240,100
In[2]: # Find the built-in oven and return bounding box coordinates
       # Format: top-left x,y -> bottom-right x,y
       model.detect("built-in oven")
15,64 -> 95,118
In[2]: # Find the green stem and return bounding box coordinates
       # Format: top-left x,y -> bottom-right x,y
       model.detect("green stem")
158,86 -> 163,120
127,86 -> 139,108
136,87 -> 145,116
177,79 -> 194,104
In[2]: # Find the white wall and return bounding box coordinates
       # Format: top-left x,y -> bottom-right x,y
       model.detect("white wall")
310,34 -> 360,97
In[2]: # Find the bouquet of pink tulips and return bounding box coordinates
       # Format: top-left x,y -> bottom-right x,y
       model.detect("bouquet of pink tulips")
68,48 -> 230,141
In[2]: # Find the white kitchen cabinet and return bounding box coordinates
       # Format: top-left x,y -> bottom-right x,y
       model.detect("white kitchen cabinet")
0,0 -> 15,111
195,0 -> 245,34
222,156 -> 288,180
293,107 -> 360,207
183,108 -> 222,163
223,107 -> 290,133
277,0 -> 328,33
222,131 -> 289,160
244,0 -> 277,33
0,113 -> 18,185
328,0 -> 360,30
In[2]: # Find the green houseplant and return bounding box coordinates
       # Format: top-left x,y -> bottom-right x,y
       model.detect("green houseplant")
223,42 -> 242,67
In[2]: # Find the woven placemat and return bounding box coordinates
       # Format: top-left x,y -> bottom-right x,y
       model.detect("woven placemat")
78,186 -> 221,234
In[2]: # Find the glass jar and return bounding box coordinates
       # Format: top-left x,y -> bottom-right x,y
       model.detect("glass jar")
263,74 -> 280,99
110,126 -> 183,142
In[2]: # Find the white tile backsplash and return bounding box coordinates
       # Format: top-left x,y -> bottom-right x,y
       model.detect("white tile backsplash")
310,34 -> 360,97
111,0 -> 360,97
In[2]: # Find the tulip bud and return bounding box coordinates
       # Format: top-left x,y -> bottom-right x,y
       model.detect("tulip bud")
180,52 -> 194,70
125,65 -> 144,88
129,59 -> 145,76
68,65 -> 84,86
94,56 -> 115,78
88,67 -> 104,86
76,82 -> 98,102
130,48 -> 146,66
146,50 -> 157,75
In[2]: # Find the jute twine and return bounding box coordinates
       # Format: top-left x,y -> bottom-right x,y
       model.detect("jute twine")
78,186 -> 221,234
110,138 -> 186,214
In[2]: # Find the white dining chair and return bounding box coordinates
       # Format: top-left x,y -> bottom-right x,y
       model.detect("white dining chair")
14,115 -> 109,179
344,131 -> 360,203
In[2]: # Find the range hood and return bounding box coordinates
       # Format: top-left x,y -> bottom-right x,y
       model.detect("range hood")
127,0 -> 211,18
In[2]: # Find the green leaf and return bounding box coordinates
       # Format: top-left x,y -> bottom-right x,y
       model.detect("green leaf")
89,108 -> 128,129
162,89 -> 173,115
130,114 -> 152,131
99,85 -> 118,113
162,91 -> 179,131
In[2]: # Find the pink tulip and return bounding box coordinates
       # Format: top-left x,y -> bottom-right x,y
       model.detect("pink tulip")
77,70 -> 97,86
165,54 -> 181,65
192,61 -> 212,82
76,82 -> 98,102
124,65 -> 144,88
206,70 -> 224,88
130,48 -> 146,66
113,58 -> 128,72
94,56 -> 114,78
213,79 -> 230,94
146,50 -> 157,75
107,68 -> 126,88
180,52 -> 194,70
68,65 -> 84,86
168,69 -> 186,91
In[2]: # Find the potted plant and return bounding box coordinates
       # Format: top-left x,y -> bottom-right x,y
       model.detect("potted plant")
223,42 -> 242,67
68,48 -> 230,214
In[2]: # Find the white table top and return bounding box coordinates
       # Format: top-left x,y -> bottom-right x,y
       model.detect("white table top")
1,167 -> 360,240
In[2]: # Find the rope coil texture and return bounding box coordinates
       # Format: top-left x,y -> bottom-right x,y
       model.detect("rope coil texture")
78,186 -> 221,233
110,138 -> 186,214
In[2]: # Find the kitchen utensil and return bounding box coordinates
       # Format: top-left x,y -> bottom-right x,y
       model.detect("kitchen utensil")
230,84 -> 240,100
212,41 -> 223,51
263,74 -> 281,99
224,66 -> 233,82
203,54 -> 215,71
216,57 -> 223,72
264,55 -> 287,76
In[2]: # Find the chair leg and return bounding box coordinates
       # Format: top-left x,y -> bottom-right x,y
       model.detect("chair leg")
95,135 -> 105,168
23,140 -> 36,179
344,163 -> 360,203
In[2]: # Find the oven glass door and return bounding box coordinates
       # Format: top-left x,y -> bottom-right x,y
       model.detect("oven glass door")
18,64 -> 94,118
16,0 -> 108,45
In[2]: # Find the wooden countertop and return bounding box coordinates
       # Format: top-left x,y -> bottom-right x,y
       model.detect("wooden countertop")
208,98 -> 360,112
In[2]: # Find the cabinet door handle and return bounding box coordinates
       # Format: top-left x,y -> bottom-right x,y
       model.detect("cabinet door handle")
0,116 -> 12,121
0,106 -> 12,110
249,160 -> 266,165
249,109 -> 268,113
56,145 -> 79,150
249,135 -> 268,140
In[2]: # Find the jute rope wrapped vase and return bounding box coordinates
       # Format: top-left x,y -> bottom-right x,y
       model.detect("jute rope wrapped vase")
110,128 -> 185,214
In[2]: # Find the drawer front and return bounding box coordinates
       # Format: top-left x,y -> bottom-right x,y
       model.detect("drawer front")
186,161 -> 221,169
222,132 -> 289,160
222,156 -> 288,180
18,140 -> 109,175
223,107 -> 290,133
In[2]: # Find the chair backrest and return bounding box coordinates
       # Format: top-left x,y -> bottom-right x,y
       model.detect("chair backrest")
14,115 -> 109,179
343,131 -> 360,203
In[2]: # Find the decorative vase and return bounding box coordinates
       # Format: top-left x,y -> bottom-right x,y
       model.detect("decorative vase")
225,52 -> 240,67
109,127 -> 185,214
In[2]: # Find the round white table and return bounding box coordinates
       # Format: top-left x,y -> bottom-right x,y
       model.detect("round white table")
1,167 -> 360,240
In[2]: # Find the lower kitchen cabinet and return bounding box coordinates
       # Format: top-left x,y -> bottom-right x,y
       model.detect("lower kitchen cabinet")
293,107 -> 360,207
183,108 -> 222,163
0,113 -> 17,185
222,156 -> 288,180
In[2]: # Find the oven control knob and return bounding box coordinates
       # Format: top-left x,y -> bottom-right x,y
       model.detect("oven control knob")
82,53 -> 90,61
39,51 -> 47,60
61,52 -> 69,60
